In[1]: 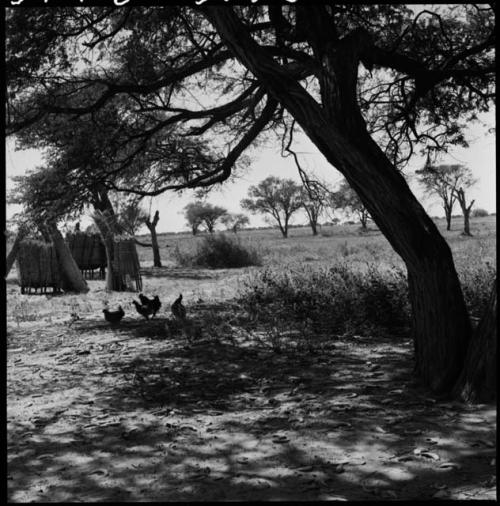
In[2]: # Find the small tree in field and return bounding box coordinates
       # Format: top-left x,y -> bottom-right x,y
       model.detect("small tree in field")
416,163 -> 476,232
184,202 -> 205,235
334,180 -> 371,230
241,176 -> 302,238
184,201 -> 228,234
299,184 -> 328,236
221,213 -> 250,233
455,185 -> 476,236
200,204 -> 228,233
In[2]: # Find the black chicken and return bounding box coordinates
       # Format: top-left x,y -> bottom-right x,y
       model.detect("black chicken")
171,293 -> 186,320
138,293 -> 162,317
103,306 -> 124,324
132,299 -> 153,320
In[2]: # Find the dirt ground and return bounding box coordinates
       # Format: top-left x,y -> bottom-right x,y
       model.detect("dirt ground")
7,268 -> 496,501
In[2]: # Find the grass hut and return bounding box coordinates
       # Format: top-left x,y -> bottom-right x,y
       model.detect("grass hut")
113,237 -> 143,292
16,239 -> 62,294
66,232 -> 107,279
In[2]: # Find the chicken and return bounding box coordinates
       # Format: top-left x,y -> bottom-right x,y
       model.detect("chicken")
103,306 -> 124,324
132,299 -> 153,320
138,293 -> 162,317
171,293 -> 186,320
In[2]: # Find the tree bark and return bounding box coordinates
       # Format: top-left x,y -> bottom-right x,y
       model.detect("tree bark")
6,227 -> 27,277
206,8 -> 472,395
444,204 -> 452,231
145,210 -> 162,268
47,223 -> 89,293
452,278 -> 497,403
463,210 -> 472,236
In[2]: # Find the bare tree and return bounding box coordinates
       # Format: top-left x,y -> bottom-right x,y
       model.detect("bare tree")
455,186 -> 476,236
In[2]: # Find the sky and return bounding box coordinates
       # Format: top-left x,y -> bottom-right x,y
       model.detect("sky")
6,109 -> 495,235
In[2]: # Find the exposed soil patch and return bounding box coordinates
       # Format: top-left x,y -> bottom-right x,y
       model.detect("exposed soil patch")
7,294 -> 496,502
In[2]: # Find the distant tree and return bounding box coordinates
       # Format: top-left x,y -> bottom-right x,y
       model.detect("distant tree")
184,202 -> 205,235
472,208 -> 489,218
241,177 -> 302,238
333,180 -> 371,230
184,202 -> 228,234
221,213 -> 250,233
199,204 -> 228,233
300,187 -> 325,236
454,183 -> 477,236
415,163 -> 475,232
144,210 -> 163,267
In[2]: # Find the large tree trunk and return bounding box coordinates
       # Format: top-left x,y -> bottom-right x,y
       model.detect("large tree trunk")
145,210 -> 162,268
452,278 -> 497,403
206,8 -> 472,395
47,223 -> 89,293
6,227 -> 27,277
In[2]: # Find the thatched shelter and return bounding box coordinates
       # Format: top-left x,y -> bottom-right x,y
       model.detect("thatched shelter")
16,239 -> 62,294
66,231 -> 106,279
113,238 -> 143,292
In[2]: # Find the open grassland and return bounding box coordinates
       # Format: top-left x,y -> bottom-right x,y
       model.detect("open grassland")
135,215 -> 496,271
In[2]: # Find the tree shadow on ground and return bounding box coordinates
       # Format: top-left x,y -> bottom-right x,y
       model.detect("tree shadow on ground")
7,303 -> 496,501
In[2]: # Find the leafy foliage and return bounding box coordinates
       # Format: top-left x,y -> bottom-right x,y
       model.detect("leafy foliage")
184,201 -> 228,234
472,208 -> 489,218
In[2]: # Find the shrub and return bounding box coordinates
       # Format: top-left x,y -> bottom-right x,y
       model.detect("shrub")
173,233 -> 262,269
239,260 -> 497,339
457,261 -> 496,318
472,208 -> 489,218
239,262 -> 411,338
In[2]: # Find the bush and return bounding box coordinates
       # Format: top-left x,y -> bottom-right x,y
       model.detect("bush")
240,262 -> 411,338
173,233 -> 262,269
239,260 -> 497,338
472,208 -> 489,218
457,261 -> 496,318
